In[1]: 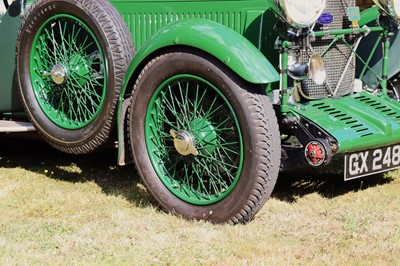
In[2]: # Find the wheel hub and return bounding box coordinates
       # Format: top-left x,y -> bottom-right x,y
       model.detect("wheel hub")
170,129 -> 199,156
69,54 -> 91,86
44,64 -> 68,85
190,118 -> 218,154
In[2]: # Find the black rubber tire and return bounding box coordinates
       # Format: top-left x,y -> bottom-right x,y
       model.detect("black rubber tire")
16,0 -> 134,154
128,50 -> 281,224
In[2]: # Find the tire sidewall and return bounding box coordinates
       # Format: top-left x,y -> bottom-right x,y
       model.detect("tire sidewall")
130,52 -> 276,223
17,0 -> 116,145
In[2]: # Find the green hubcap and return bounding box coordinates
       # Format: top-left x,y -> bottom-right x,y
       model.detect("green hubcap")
190,118 -> 218,155
145,75 -> 244,205
69,54 -> 91,87
30,14 -> 106,129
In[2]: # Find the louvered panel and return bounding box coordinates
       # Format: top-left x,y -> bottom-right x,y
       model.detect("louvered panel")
121,11 -> 243,49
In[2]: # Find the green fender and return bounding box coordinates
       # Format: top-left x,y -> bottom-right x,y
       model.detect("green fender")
117,18 -> 279,165
121,18 -> 279,95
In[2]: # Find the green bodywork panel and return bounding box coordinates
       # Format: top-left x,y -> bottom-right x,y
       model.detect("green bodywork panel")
291,92 -> 400,154
111,0 -> 280,88
357,6 -> 400,87
0,2 -> 23,112
111,0 -> 278,51
123,18 -> 279,86
358,31 -> 400,87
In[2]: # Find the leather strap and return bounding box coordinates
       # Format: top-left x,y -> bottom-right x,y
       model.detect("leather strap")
372,0 -> 385,10
372,0 -> 394,17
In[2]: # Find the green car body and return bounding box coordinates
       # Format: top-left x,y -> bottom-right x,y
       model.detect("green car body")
0,0 -> 399,223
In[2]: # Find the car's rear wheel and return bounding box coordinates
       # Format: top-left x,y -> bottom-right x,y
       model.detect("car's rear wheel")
16,0 -> 134,154
129,50 -> 280,224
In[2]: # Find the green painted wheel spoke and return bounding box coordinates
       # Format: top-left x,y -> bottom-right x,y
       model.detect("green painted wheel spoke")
159,93 -> 178,118
165,157 -> 185,178
208,164 -> 229,193
65,88 -> 80,123
69,86 -> 88,123
198,153 -> 238,183
204,103 -> 225,121
56,90 -> 66,120
36,35 -> 56,67
215,136 -> 240,149
154,105 -> 179,131
69,26 -> 84,46
155,112 -> 178,131
157,93 -> 181,128
197,152 -> 238,170
58,20 -> 69,59
215,142 -> 241,158
68,26 -> 92,57
30,14 -> 106,129
145,74 -> 244,205
193,85 -> 208,112
177,81 -> 192,126
213,116 -> 231,129
87,76 -> 104,90
165,163 -> 179,178
43,29 -> 59,59
72,35 -> 92,55
182,163 -> 192,188
216,145 -> 240,160
46,27 -> 66,62
167,86 -> 187,128
191,162 -> 212,198
203,96 -> 219,119
215,149 -> 238,182
194,157 -> 228,195
184,82 -> 197,111
149,125 -> 171,139
211,127 -> 235,133
70,76 -> 101,112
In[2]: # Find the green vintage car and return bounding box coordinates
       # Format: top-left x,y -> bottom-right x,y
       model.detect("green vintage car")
1,0 -> 399,223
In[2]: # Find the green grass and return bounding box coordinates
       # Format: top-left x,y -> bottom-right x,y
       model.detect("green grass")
0,134 -> 399,265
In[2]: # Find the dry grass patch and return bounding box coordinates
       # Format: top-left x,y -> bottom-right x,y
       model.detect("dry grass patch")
0,134 -> 399,265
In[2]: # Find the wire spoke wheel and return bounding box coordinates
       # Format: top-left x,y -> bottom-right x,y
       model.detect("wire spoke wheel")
146,75 -> 243,205
17,0 -> 134,154
129,51 -> 280,224
31,15 -> 105,129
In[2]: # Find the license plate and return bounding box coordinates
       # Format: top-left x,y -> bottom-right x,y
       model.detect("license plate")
344,144 -> 400,181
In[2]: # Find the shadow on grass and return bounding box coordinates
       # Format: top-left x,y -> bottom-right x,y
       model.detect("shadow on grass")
0,133 -> 154,208
0,133 -> 395,206
272,168 -> 394,203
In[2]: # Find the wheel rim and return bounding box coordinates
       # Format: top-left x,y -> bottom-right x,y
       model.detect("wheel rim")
30,14 -> 106,129
145,75 -> 244,205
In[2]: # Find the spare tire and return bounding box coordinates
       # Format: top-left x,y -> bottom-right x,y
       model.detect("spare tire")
16,0 -> 134,154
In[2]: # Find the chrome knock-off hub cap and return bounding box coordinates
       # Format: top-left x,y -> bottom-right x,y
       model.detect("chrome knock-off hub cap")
170,129 -> 199,156
43,64 -> 68,85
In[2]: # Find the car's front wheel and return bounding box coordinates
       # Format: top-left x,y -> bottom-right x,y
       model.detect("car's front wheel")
129,50 -> 280,224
